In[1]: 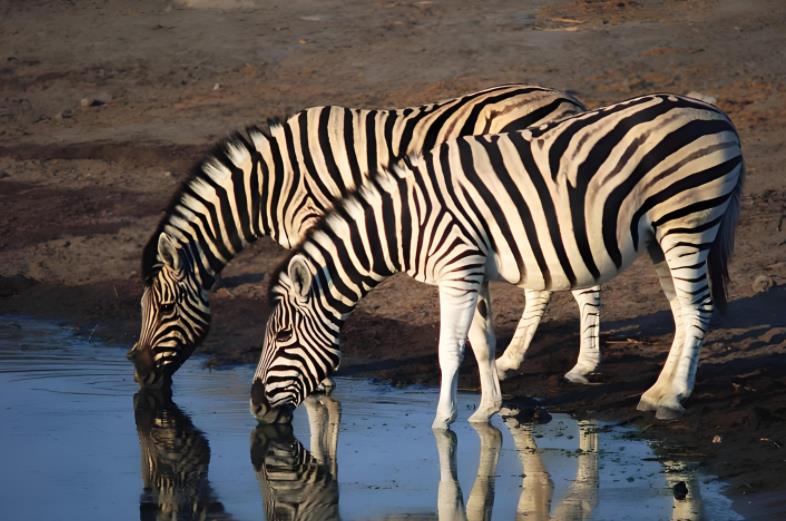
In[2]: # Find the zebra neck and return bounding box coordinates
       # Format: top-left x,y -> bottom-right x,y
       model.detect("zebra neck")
154,130 -> 302,291
303,173 -> 414,321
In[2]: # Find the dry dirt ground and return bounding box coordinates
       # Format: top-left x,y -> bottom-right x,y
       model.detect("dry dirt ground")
1,0 -> 785,517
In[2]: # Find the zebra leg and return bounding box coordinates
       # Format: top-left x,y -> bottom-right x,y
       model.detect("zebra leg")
503,410 -> 553,521
467,282 -> 502,423
303,396 -> 329,466
564,287 -> 602,384
638,245 -> 685,413
433,285 -> 479,430
495,289 -> 551,380
640,244 -> 712,419
433,429 -> 468,521
663,460 -> 704,521
550,420 -> 599,520
466,423 -> 502,521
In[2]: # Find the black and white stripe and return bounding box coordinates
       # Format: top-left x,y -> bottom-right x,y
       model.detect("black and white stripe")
251,423 -> 339,521
129,84 -> 591,386
252,94 -> 744,427
134,390 -> 233,520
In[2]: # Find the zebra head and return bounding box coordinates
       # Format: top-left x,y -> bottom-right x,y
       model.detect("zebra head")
129,232 -> 211,388
251,254 -> 341,424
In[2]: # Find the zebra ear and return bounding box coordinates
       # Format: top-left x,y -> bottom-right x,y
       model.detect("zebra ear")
287,254 -> 312,299
157,233 -> 182,272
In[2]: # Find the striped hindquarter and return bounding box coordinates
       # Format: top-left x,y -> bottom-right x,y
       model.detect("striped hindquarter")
252,94 -> 743,427
130,84 -> 600,389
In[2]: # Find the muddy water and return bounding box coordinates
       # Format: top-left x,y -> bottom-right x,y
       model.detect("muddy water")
0,317 -> 741,521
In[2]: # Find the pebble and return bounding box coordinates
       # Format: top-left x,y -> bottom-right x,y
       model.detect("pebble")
752,274 -> 775,293
213,83 -> 221,91
673,481 -> 689,500
54,109 -> 73,120
80,92 -> 112,108
712,434 -> 722,444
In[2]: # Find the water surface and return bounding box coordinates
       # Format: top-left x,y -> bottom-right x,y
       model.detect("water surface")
0,318 -> 741,520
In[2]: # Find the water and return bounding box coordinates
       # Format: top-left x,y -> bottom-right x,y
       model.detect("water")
0,317 -> 742,521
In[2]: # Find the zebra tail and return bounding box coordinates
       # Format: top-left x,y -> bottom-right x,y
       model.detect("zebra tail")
707,161 -> 745,313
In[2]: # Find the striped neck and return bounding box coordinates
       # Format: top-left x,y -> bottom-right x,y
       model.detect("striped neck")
142,128 -> 304,290
293,170 -> 415,322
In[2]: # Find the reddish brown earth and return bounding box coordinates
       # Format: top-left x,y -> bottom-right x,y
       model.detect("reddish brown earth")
1,1 -> 785,518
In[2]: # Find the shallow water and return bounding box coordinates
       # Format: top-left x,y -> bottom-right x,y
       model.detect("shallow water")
0,317 -> 742,521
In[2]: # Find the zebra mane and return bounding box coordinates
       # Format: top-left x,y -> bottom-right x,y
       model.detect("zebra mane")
141,117 -> 289,284
265,155 -> 413,306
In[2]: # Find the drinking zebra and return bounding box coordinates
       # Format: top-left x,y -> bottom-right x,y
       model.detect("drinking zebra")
251,94 -> 744,428
128,84 -> 603,389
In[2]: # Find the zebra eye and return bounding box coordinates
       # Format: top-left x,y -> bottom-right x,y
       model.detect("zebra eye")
276,328 -> 293,342
160,302 -> 176,314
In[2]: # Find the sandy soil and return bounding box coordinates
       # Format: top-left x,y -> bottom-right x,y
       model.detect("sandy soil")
1,0 -> 785,517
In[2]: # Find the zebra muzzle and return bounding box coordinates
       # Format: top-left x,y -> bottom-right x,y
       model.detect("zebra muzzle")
250,379 -> 293,424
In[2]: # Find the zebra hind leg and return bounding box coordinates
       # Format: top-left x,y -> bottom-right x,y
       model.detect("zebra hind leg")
564,286 -> 602,384
467,282 -> 502,423
495,289 -> 551,380
637,244 -> 685,414
639,243 -> 712,419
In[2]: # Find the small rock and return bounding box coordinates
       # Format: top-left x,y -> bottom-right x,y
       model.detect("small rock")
212,83 -> 221,91
686,91 -> 717,105
752,274 -> 775,293
712,434 -> 722,444
54,109 -> 73,120
80,92 -> 112,108
673,481 -> 689,500
163,170 -> 175,178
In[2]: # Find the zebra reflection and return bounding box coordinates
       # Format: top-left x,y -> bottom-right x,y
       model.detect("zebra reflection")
134,389 -> 233,521
501,412 -> 599,521
250,394 -> 341,521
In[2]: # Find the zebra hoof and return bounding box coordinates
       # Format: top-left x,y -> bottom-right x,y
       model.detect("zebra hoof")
564,371 -> 590,385
431,413 -> 456,431
468,405 -> 500,424
655,403 -> 685,421
636,397 -> 658,412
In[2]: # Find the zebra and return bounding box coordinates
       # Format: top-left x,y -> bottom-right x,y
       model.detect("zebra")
134,389 -> 234,521
128,84 -> 605,390
250,93 -> 744,428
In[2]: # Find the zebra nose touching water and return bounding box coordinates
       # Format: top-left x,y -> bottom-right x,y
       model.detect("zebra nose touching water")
251,94 -> 744,428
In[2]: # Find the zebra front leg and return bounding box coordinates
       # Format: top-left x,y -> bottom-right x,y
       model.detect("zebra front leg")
433,285 -> 479,430
495,289 -> 551,380
550,420 -> 599,521
466,423 -> 502,521
640,245 -> 712,419
433,429 -> 468,521
564,286 -> 602,384
467,282 -> 502,423
503,410 -> 553,521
